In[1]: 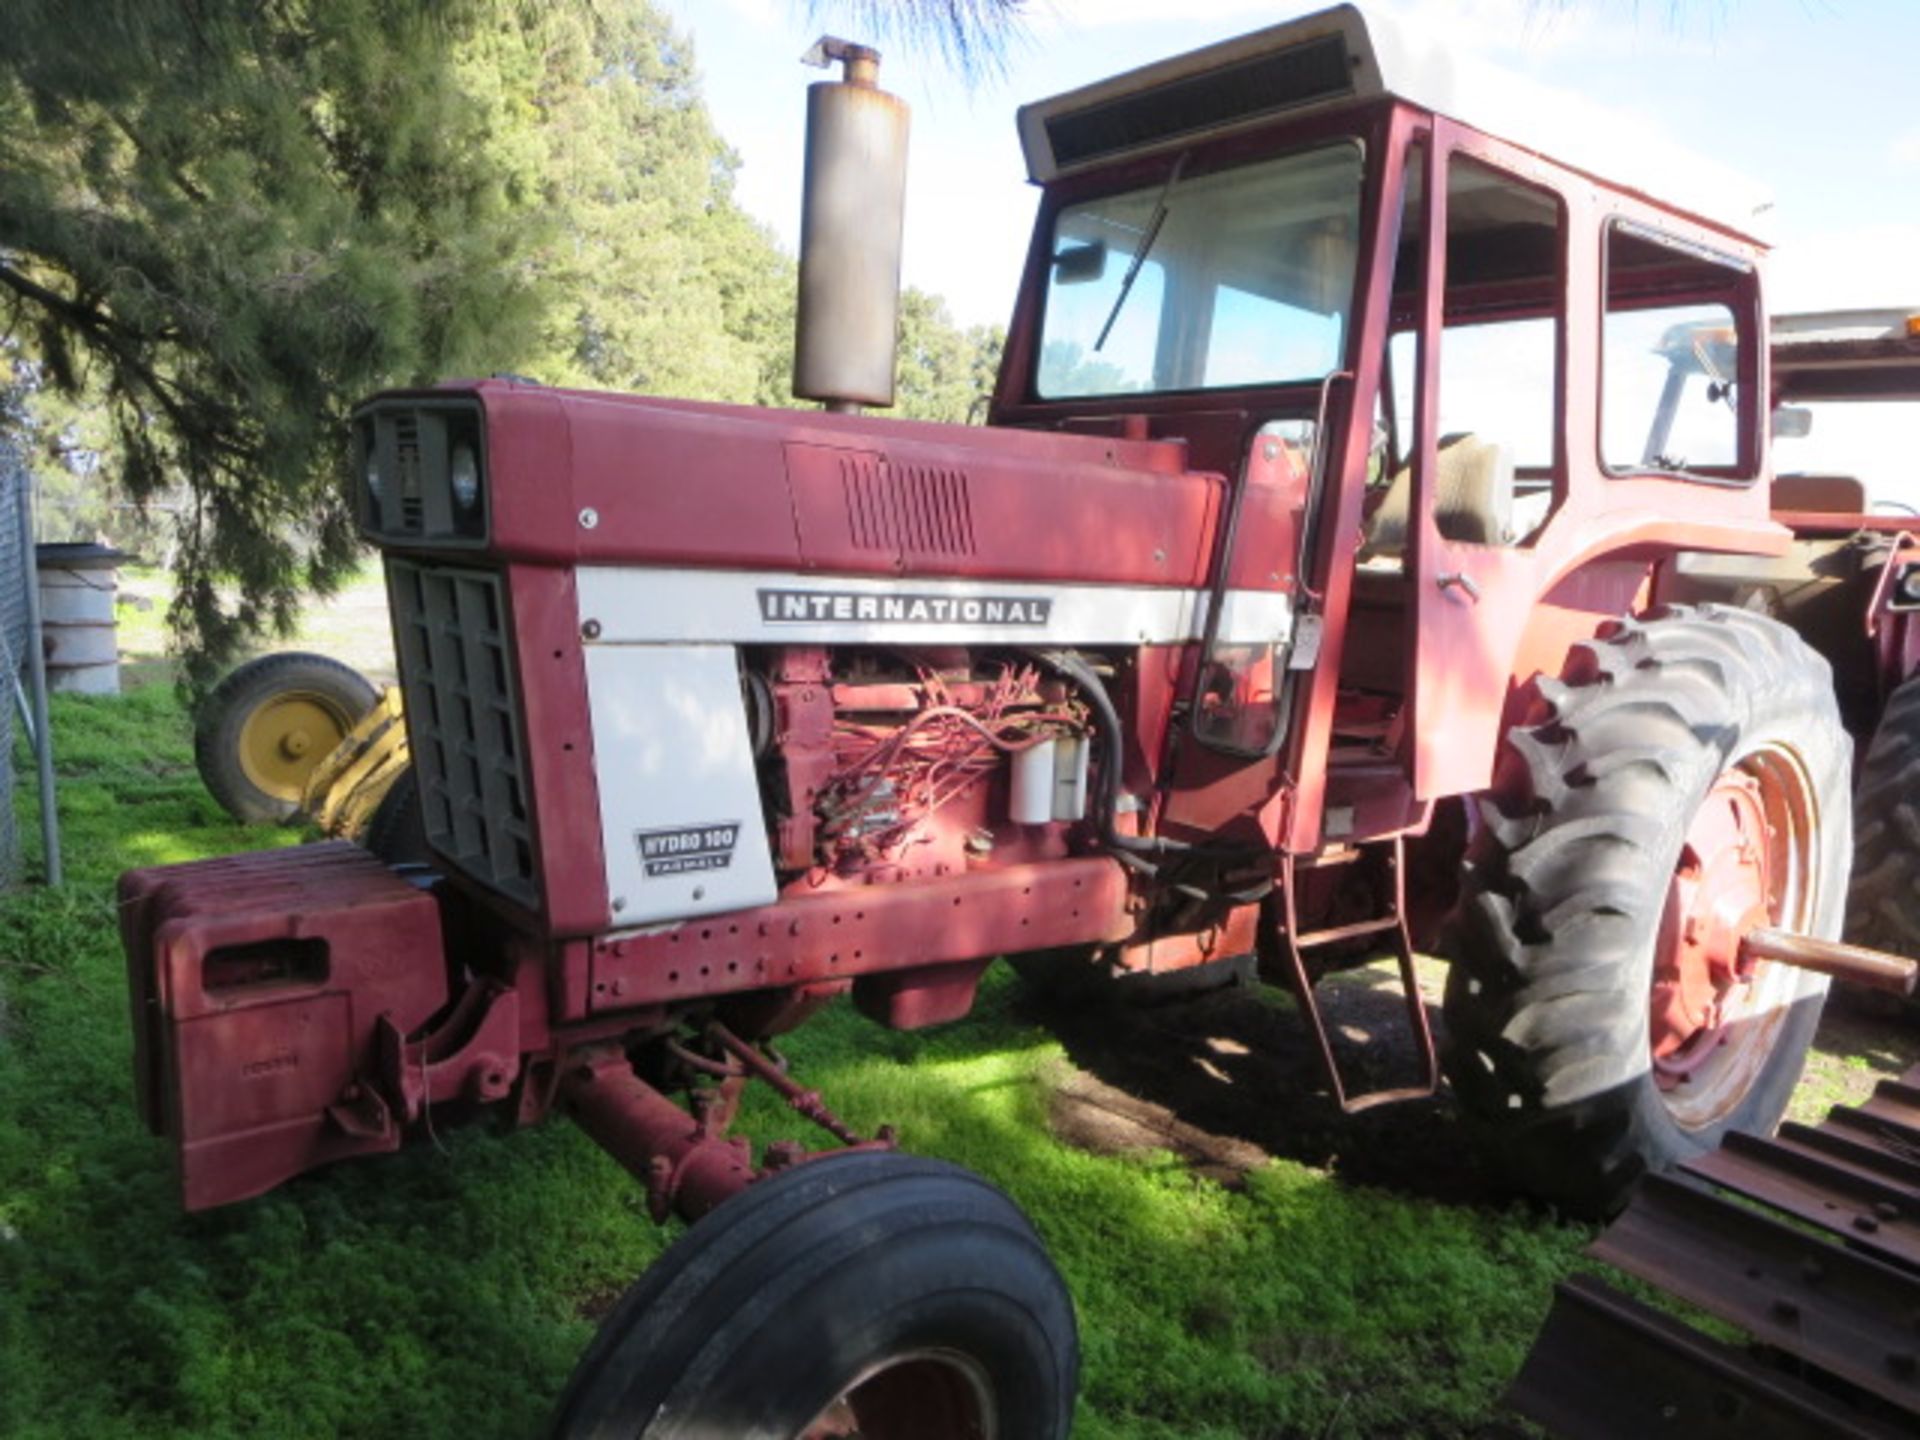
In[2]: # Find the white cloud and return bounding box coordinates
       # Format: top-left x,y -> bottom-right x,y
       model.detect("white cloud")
1770,222 -> 1920,315
1037,0 -> 1711,59
1378,0 -> 1600,55
709,0 -> 783,24
1035,0 -> 1282,29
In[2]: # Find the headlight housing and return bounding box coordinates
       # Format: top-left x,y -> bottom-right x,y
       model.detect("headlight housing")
450,444 -> 481,514
353,399 -> 488,545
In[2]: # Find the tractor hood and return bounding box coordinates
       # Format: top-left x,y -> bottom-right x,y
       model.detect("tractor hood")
355,379 -> 1230,591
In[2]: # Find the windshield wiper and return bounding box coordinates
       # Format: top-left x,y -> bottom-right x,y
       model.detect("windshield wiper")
1094,152 -> 1188,353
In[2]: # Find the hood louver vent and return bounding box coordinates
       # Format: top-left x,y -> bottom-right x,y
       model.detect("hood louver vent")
841,456 -> 976,560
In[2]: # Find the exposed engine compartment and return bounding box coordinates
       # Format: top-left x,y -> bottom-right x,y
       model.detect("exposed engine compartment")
755,647 -> 1096,884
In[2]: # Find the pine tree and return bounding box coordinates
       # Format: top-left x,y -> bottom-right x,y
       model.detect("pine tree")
0,1 -> 1008,684
815,1 -> 1031,79
895,290 -> 1003,423
0,1 -> 567,685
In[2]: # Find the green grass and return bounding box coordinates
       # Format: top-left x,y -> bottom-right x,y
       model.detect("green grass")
0,688 -> 1595,1438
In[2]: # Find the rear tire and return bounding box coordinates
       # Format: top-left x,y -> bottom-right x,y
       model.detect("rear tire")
548,1151 -> 1078,1440
1846,671 -> 1920,966
194,652 -> 378,824
1443,606 -> 1849,1217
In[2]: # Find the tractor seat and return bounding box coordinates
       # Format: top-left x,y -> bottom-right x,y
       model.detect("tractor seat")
1359,432 -> 1515,563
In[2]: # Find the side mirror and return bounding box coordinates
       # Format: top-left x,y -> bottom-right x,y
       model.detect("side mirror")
1052,241 -> 1107,285
1772,405 -> 1813,440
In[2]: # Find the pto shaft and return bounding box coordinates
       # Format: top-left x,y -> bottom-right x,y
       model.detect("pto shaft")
1740,926 -> 1919,996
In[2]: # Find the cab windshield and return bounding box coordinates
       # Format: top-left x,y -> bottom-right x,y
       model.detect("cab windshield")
1035,141 -> 1365,399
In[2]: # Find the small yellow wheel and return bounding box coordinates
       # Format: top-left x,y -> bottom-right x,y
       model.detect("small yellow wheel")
195,652 -> 379,824
237,692 -> 358,805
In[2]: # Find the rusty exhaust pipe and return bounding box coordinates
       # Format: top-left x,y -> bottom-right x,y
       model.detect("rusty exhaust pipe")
1740,926 -> 1918,996
792,37 -> 910,414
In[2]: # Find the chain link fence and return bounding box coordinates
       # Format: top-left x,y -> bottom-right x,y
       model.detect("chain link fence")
0,439 -> 26,889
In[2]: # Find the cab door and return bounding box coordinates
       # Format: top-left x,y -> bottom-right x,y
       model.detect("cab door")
1156,412 -> 1325,844
1398,130 -> 1573,802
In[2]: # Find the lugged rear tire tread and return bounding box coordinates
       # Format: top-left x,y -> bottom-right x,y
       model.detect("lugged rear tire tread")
362,766 -> 430,867
1846,671 -> 1920,960
1442,605 -> 1849,1217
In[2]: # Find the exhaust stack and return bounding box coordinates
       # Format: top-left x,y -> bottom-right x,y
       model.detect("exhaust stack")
793,37 -> 910,413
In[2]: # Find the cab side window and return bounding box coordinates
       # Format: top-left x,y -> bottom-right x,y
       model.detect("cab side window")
1372,153 -> 1565,559
1602,221 -> 1754,480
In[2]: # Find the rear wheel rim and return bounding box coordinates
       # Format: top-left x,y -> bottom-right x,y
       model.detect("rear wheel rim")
799,1347 -> 997,1440
1650,742 -> 1819,1130
237,691 -> 355,802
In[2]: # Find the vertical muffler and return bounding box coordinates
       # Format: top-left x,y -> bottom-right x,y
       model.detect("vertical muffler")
793,37 -> 910,413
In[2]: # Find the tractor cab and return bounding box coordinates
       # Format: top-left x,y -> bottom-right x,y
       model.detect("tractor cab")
990,3 -> 1782,852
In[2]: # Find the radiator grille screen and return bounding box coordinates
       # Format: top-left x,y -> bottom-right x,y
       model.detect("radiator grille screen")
388,559 -> 538,908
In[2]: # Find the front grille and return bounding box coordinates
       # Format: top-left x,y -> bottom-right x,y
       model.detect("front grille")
388,559 -> 539,909
394,413 -> 425,533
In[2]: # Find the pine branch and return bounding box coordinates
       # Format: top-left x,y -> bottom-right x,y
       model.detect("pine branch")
105,109 -> 210,204
807,0 -> 1031,82
0,262 -> 248,463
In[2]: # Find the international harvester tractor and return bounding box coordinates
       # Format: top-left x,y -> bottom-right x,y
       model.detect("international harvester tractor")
120,8 -> 1920,1434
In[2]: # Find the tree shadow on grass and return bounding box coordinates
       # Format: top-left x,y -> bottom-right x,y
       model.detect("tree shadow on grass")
1010,958 -> 1495,1207
1809,983 -> 1920,1070
1011,948 -> 1920,1211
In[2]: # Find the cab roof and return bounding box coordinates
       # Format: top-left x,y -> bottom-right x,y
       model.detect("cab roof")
1018,3 -> 1772,243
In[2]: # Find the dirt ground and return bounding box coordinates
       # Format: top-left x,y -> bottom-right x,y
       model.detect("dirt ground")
115,564 -> 395,689
1028,954 -> 1920,1199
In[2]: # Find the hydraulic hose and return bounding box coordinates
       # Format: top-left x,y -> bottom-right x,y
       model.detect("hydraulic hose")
1023,648 -> 1195,858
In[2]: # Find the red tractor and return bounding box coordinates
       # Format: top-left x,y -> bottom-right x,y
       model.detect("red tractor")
1660,308 -> 1920,962
1769,311 -> 1920,963
119,8 -> 1914,1433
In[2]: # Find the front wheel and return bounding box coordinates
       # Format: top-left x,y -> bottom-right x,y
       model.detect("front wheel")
548,1151 -> 1078,1440
1443,606 -> 1850,1217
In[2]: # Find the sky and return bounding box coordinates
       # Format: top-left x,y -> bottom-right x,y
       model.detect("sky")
658,0 -> 1920,333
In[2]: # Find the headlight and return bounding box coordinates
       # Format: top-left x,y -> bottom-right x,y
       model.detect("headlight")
1900,567 -> 1920,604
364,449 -> 382,500
450,443 -> 480,513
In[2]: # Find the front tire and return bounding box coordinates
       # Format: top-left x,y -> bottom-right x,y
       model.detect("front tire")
549,1151 -> 1078,1440
1443,606 -> 1850,1216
